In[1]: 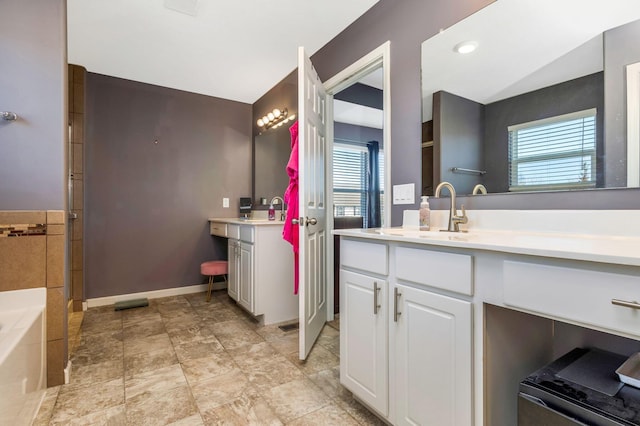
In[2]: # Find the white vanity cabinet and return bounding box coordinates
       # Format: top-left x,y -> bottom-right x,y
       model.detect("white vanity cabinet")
391,283 -> 472,426
339,237 -> 473,425
340,269 -> 389,417
210,219 -> 297,325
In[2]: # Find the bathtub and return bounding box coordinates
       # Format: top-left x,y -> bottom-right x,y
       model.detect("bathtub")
0,287 -> 47,426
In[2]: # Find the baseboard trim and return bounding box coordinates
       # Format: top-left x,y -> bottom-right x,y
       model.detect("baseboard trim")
86,283 -> 210,308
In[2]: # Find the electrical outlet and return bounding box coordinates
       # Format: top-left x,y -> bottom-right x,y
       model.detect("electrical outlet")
223,197 -> 229,208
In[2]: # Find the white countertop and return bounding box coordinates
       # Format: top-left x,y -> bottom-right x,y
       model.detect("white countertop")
208,217 -> 285,226
333,227 -> 640,267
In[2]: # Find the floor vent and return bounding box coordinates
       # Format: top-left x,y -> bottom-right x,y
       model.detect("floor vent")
278,322 -> 299,332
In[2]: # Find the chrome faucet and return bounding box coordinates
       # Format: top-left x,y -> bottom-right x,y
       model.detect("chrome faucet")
472,184 -> 487,195
270,196 -> 286,221
434,182 -> 468,232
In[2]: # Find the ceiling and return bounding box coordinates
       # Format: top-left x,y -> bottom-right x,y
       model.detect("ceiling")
67,0 -> 379,104
421,0 -> 640,121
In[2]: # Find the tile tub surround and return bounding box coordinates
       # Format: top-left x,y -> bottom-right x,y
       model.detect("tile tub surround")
0,210 -> 67,387
35,291 -> 384,425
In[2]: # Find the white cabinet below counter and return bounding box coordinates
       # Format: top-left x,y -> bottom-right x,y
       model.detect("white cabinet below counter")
339,237 -> 473,425
209,219 -> 297,325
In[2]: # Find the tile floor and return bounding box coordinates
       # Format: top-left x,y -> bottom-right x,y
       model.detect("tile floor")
34,291 -> 385,425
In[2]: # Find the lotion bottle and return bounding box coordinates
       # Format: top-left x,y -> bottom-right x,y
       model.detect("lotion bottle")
268,203 -> 275,221
419,196 -> 430,230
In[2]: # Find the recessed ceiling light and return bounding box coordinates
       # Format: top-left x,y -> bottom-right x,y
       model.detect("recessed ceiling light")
454,41 -> 478,54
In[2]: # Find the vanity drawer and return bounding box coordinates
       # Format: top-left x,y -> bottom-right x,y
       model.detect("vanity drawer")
227,224 -> 240,240
209,222 -> 227,237
239,226 -> 254,243
503,261 -> 640,339
395,246 -> 473,295
341,238 -> 388,276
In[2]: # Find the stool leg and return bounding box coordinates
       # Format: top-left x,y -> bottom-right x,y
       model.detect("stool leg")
206,275 -> 213,302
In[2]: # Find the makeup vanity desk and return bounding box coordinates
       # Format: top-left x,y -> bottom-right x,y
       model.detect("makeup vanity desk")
208,218 -> 297,325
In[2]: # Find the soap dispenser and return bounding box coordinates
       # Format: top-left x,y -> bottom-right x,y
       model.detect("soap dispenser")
268,203 -> 275,221
419,196 -> 430,230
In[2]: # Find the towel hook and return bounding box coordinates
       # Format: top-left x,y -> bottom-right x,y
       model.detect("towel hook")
1,112 -> 18,121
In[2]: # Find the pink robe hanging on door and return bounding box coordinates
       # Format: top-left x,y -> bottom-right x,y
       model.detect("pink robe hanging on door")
283,121 -> 300,294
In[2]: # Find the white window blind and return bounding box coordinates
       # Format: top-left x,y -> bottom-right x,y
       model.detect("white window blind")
333,144 -> 384,227
508,109 -> 596,192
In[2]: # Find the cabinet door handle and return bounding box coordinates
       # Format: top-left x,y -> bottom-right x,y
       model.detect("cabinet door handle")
373,282 -> 381,315
394,287 -> 402,322
612,299 -> 640,310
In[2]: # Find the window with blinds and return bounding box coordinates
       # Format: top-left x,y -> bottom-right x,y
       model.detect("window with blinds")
508,109 -> 596,192
333,144 -> 384,227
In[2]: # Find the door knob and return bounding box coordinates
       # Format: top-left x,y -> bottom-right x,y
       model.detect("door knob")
291,218 -> 300,225
306,217 -> 317,226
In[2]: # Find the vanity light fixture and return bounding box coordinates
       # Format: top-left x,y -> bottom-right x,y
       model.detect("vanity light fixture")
454,40 -> 478,54
256,107 -> 290,130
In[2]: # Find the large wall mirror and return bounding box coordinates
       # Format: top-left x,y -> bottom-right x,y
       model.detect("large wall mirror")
421,0 -> 640,196
254,125 -> 292,205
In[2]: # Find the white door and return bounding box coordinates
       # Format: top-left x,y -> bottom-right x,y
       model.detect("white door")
298,47 -> 328,360
393,283 -> 473,426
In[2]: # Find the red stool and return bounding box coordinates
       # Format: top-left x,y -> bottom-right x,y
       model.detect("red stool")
201,260 -> 228,302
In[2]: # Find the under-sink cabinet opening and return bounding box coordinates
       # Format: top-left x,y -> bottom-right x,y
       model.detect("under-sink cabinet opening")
484,304 -> 640,426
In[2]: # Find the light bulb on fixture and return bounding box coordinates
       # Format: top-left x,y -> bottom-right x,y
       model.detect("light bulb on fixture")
257,118 -> 264,127
454,41 -> 478,54
273,108 -> 281,118
262,116 -> 269,125
289,114 -> 295,121
267,112 -> 275,121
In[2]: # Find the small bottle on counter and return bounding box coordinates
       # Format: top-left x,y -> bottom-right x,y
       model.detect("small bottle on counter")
268,203 -> 275,221
419,196 -> 430,230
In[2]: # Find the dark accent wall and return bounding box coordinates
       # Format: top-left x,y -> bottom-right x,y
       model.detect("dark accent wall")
0,0 -> 66,210
483,72 -> 604,193
604,19 -> 640,188
334,83 -> 383,110
433,91 -> 485,194
334,122 -> 384,147
309,0 -> 494,225
85,74 -> 252,298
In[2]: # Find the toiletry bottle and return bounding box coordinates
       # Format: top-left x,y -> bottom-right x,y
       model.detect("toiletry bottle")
419,196 -> 430,230
268,203 -> 275,221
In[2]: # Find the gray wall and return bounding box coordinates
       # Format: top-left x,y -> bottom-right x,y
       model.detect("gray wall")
604,19 -> 640,188
0,0 -> 66,210
85,74 -> 252,298
434,91 -> 484,194
310,0 -> 494,225
483,72 -> 604,193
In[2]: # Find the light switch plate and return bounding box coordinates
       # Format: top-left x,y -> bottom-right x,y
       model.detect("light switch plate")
223,197 -> 229,208
393,183 -> 415,205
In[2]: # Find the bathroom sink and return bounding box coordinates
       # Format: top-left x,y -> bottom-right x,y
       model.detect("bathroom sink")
363,227 -> 475,241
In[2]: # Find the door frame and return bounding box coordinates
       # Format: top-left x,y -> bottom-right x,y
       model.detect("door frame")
323,41 -> 391,322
